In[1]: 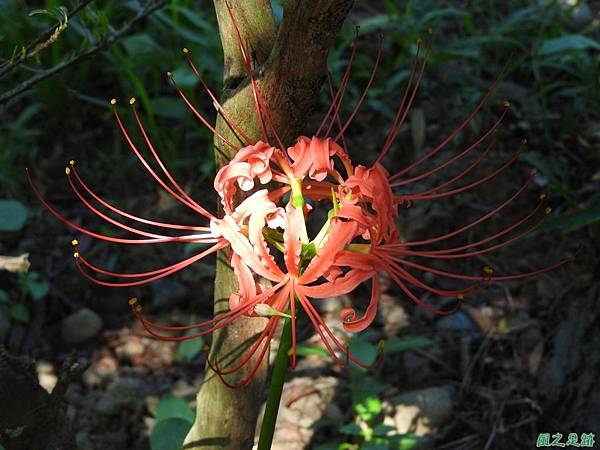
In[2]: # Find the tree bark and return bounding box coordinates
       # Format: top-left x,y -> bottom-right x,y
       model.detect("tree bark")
184,1 -> 353,449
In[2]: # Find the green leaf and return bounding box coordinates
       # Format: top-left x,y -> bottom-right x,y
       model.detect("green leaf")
121,34 -> 163,58
349,335 -> 378,369
175,332 -> 204,362
155,395 -> 195,423
540,206 -> 600,233
391,433 -> 430,450
149,417 -> 192,450
0,200 -> 28,231
539,35 -> 600,55
0,290 -> 10,304
355,395 -> 382,421
9,303 -> 29,323
26,272 -> 49,301
152,97 -> 187,119
339,423 -> 362,436
372,424 -> 396,436
295,343 -> 330,358
384,336 -> 432,354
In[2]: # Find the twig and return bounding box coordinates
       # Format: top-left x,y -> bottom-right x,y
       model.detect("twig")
0,0 -> 94,78
0,0 -> 168,106
483,399 -> 507,450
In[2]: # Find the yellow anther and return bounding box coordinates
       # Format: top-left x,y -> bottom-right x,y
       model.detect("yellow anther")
539,193 -> 547,200
545,207 -> 552,214
65,167 -> 71,175
503,100 -> 511,108
128,297 -> 138,306
377,340 -> 385,351
182,47 -> 189,54
457,294 -> 464,300
287,348 -> 296,357
483,265 -> 494,275
73,252 -> 79,258
202,344 -> 210,353
530,168 -> 539,176
416,36 -> 422,44
129,97 -> 136,105
110,98 -> 117,105
521,138 -> 528,144
427,26 -> 433,35
166,71 -> 173,77
71,239 -> 78,246
135,304 -> 142,312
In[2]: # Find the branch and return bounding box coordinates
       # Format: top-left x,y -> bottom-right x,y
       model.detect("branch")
0,0 -> 94,79
213,0 -> 275,85
0,0 -> 168,107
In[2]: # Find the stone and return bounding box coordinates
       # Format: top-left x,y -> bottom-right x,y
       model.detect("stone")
151,279 -> 189,310
388,386 -> 454,436
61,308 -> 102,344
95,377 -> 147,415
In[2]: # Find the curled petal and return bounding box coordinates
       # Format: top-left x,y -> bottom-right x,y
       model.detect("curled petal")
288,136 -> 340,180
340,275 -> 379,333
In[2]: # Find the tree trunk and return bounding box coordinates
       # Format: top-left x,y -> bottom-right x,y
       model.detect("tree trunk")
184,1 -> 353,449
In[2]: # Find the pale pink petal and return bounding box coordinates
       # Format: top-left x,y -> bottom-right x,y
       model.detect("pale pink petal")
283,204 -> 302,274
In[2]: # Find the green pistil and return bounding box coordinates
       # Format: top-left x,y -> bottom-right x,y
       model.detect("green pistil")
290,177 -> 305,208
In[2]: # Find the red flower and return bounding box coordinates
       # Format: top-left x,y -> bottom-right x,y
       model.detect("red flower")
30,6 -> 573,387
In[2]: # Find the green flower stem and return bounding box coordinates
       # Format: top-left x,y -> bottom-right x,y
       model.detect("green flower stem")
257,317 -> 292,450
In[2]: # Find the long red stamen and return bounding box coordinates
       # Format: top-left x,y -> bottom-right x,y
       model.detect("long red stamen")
181,48 -> 251,146
169,80 -> 239,152
70,164 -> 209,231
381,260 -> 463,315
206,318 -> 278,388
317,40 -> 358,137
130,103 -> 216,220
224,0 -> 269,144
388,176 -> 532,248
390,108 -> 507,187
28,169 -> 202,245
332,36 -> 383,143
297,289 -> 382,369
136,280 -> 287,335
388,254 -> 574,282
402,144 -> 522,202
385,257 -> 481,298
399,200 -> 547,258
75,241 -> 225,287
112,104 -> 214,219
389,64 -> 508,180
377,43 -> 424,162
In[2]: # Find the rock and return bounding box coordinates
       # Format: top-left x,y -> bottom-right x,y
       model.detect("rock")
151,279 -> 189,310
61,308 -> 102,344
0,308 -> 10,341
255,376 -> 340,449
387,386 -> 454,436
564,1 -> 593,30
436,310 -> 479,333
95,377 -> 147,415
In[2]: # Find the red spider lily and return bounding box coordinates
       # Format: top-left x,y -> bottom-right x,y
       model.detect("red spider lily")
30,6 -> 573,388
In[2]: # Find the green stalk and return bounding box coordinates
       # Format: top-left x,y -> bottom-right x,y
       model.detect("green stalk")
257,317 -> 292,450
